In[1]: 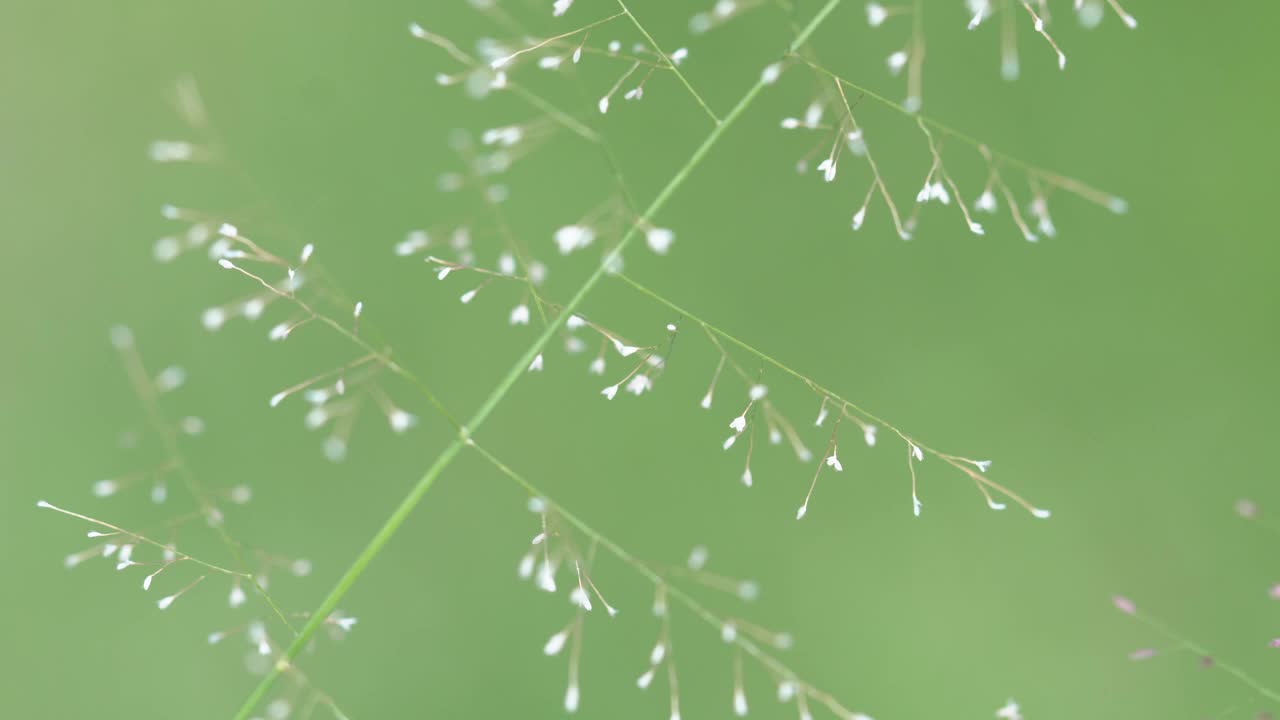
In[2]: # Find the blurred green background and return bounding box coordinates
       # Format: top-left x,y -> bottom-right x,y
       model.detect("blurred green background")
3,1 -> 1277,718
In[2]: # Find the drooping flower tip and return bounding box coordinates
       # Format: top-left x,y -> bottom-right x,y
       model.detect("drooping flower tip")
645,227 -> 675,255
389,409 -> 417,434
777,681 -> 796,702
886,50 -> 908,74
509,304 -> 530,326
1112,595 -> 1136,615
866,2 -> 888,27
93,479 -> 119,498
536,562 -> 557,593
544,630 -> 568,656
687,545 -> 708,570
650,640 -> 667,665
995,698 -> 1022,720
817,158 -> 837,183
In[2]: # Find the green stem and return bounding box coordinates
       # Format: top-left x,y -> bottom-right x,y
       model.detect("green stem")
1132,610 -> 1280,705
230,3 -> 842,716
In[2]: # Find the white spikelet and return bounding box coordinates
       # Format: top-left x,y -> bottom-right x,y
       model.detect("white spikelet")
537,562 -> 557,593
544,630 -> 569,656
509,304 -> 530,326
518,552 -> 536,579
650,641 -> 667,665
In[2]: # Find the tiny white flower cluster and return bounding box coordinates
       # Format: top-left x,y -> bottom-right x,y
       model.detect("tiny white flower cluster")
966,0 -> 1135,77
779,84 -> 1126,241
418,11 -> 691,120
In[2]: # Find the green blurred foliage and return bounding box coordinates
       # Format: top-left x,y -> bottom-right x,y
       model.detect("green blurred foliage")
2,1 -> 1277,718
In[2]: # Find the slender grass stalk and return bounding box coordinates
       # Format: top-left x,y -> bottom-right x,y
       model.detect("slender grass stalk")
1125,605 -> 1280,705
230,3 -> 844,717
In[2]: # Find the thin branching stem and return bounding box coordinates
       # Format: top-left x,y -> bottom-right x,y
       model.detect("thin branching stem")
615,0 -> 722,125
230,3 -> 843,717
614,272 -> 974,468
114,336 -> 297,634
1127,607 -> 1280,705
794,54 -> 1126,210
